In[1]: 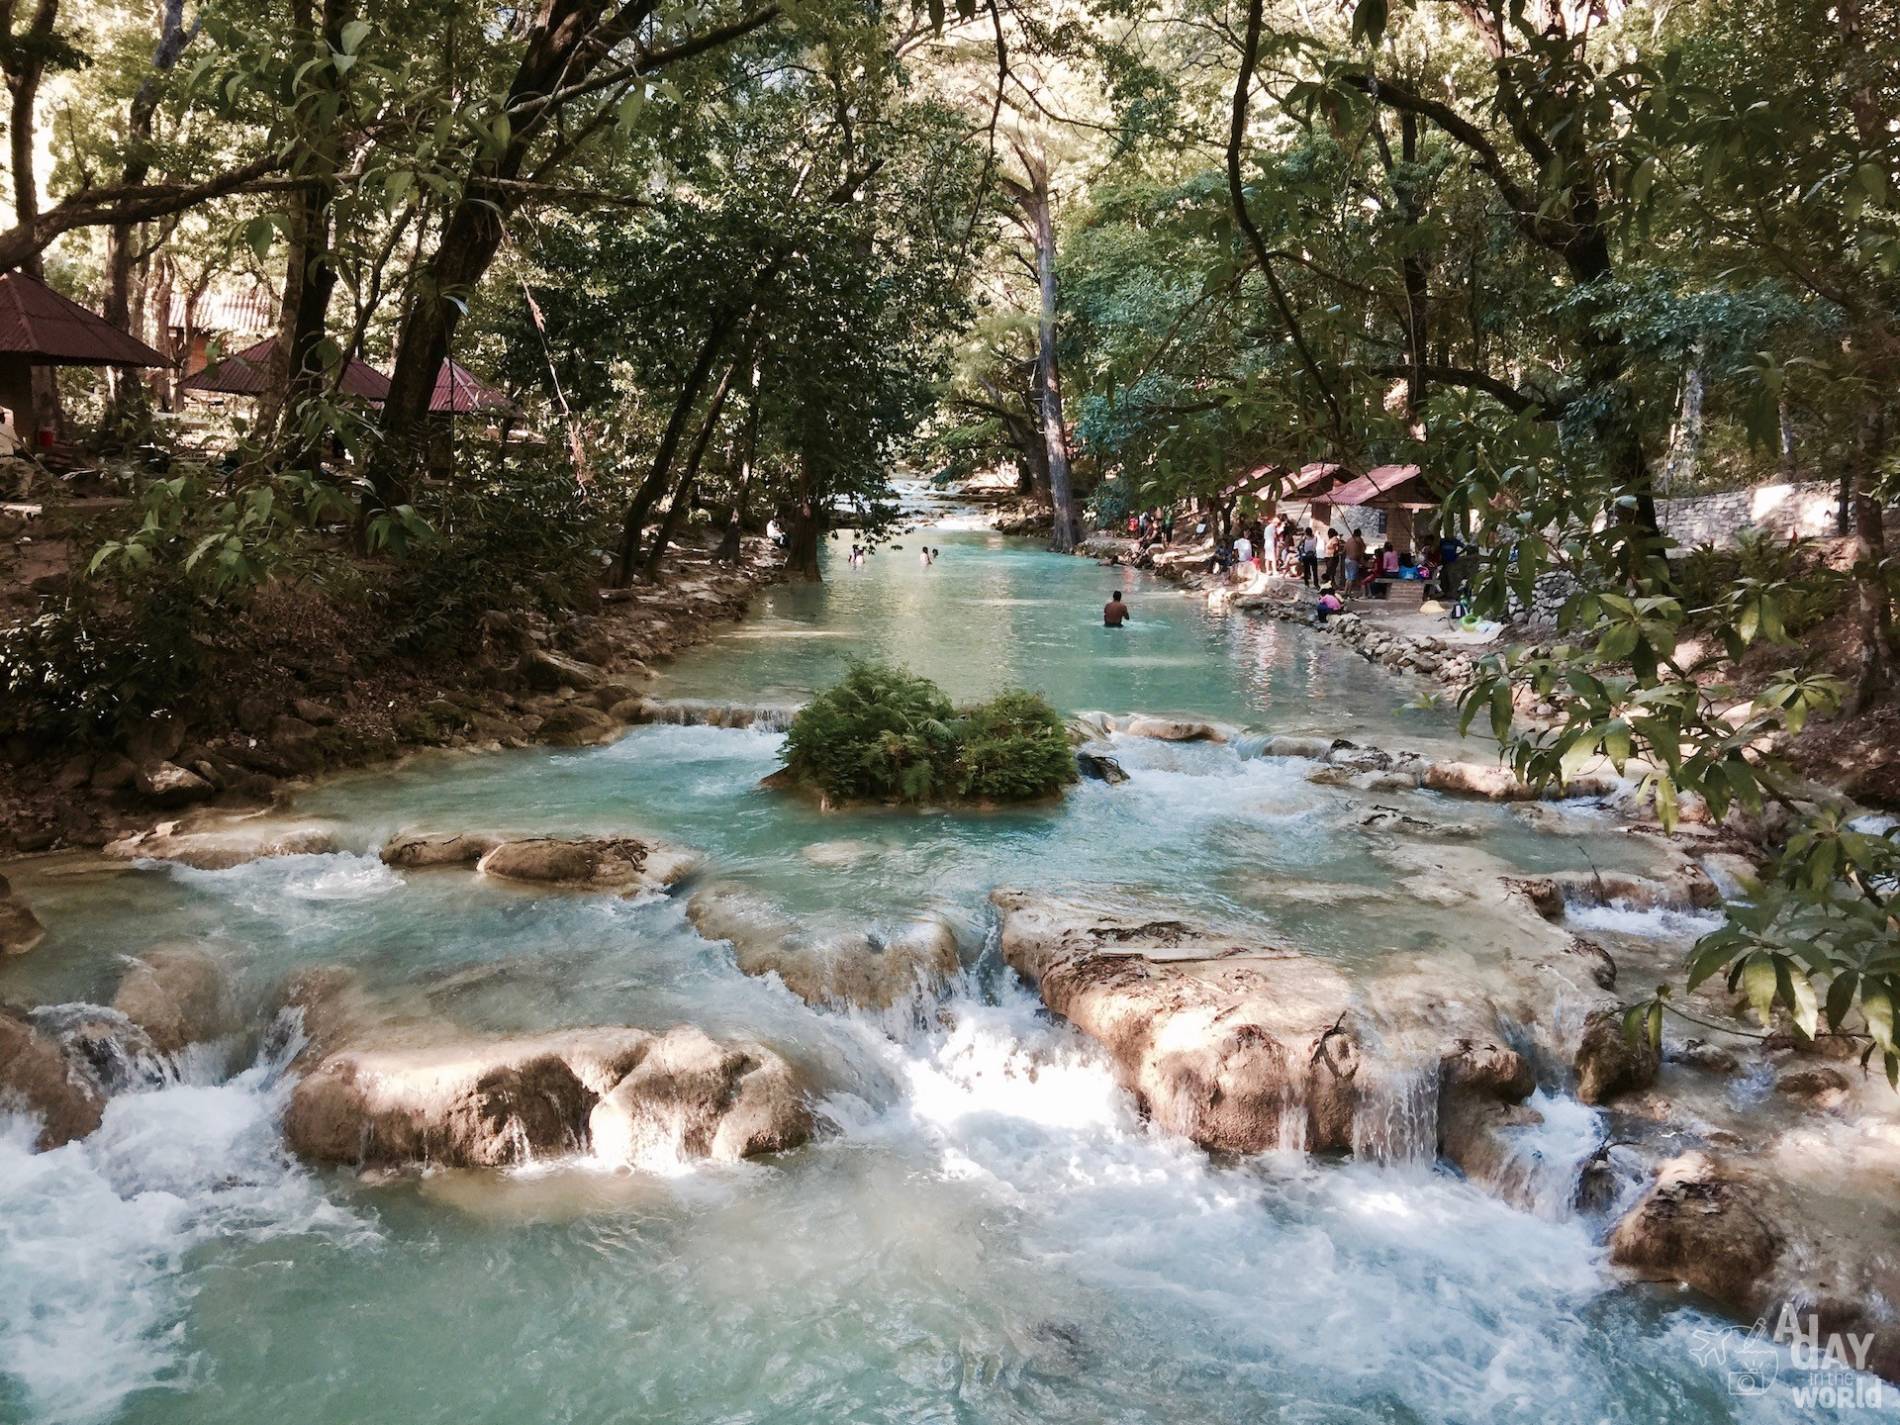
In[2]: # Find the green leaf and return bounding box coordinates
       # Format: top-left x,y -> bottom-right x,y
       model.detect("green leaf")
1742,954 -> 1779,1026
1350,0 -> 1388,43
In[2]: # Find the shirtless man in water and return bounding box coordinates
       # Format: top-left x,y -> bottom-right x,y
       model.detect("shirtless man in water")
1103,590 -> 1130,627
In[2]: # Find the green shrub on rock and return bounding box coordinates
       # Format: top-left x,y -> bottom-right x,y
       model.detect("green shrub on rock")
779,662 -> 1074,805
951,689 -> 1075,801
782,662 -> 959,802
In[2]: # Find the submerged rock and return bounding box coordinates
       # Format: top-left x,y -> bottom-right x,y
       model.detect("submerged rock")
284,1023 -> 809,1170
105,816 -> 338,870
1358,806 -> 1477,840
686,883 -> 960,1010
0,874 -> 45,955
380,831 -> 502,868
476,835 -> 697,895
0,1004 -> 105,1148
110,944 -> 234,1055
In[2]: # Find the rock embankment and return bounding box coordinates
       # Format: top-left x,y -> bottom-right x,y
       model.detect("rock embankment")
0,539 -> 782,857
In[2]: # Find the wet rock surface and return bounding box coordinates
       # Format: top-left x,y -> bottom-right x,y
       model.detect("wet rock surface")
687,883 -> 960,1010
0,872 -> 44,954
0,1003 -> 105,1148
105,815 -> 339,870
110,944 -> 235,1055
283,1010 -> 811,1171
476,835 -> 698,895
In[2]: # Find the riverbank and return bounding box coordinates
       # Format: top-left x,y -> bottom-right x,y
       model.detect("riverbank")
0,529 -> 785,858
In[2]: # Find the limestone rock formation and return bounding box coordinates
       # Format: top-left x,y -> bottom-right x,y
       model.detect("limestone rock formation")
476,835 -> 697,895
110,944 -> 233,1054
1609,1152 -> 1783,1312
380,831 -> 502,868
1423,761 -> 1616,802
105,816 -> 338,870
991,888 -> 1360,1152
686,883 -> 960,1010
283,1022 -> 810,1170
1120,715 -> 1227,744
0,874 -> 45,955
0,1005 -> 105,1148
134,760 -> 217,807
590,1025 -> 812,1166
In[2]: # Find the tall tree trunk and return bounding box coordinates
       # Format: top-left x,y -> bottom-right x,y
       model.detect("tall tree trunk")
4,0 -> 63,440
1662,353 -> 1706,494
103,0 -> 194,434
1023,176 -> 1076,552
785,458 -> 823,580
1851,403 -> 1892,713
269,0 -> 353,468
614,314 -> 735,584
641,349 -> 743,581
716,363 -> 761,563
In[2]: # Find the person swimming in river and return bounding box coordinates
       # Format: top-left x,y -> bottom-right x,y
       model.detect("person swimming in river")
1103,590 -> 1130,627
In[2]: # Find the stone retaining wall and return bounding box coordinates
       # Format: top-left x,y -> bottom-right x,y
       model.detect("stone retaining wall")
1656,479 -> 1871,547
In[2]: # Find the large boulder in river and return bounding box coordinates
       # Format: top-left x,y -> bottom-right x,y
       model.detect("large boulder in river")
991,888 -> 1360,1153
589,1025 -> 811,1166
0,1004 -> 104,1148
686,883 -> 960,1010
1573,1007 -> 1659,1105
1424,761 -> 1616,802
1119,715 -> 1227,744
380,831 -> 502,869
0,874 -> 45,955
1609,1152 -> 1784,1314
476,835 -> 697,895
110,944 -> 233,1054
105,815 -> 338,870
283,1024 -> 809,1169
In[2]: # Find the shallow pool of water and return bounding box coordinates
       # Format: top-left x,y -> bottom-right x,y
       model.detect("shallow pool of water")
0,516 -> 1866,1424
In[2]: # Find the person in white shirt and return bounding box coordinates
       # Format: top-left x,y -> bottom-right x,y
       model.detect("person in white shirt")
1232,532 -> 1253,577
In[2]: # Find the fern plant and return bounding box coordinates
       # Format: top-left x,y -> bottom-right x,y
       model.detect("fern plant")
780,663 -> 1074,805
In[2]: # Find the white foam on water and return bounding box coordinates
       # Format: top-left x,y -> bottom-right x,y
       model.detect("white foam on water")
812,979 -> 1827,1421
1565,899 -> 1727,938
1487,1089 -> 1606,1219
0,1027 -> 373,1425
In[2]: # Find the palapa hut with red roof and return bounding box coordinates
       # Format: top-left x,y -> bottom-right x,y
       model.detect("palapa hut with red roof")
180,336 -> 391,404
0,271 -> 167,445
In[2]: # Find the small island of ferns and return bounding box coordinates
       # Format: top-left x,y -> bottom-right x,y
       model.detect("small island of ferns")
761,662 -> 1077,810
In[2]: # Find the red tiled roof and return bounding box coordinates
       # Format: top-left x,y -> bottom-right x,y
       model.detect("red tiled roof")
1329,464 -> 1430,507
180,337 -> 390,401
0,272 -> 166,366
430,359 -> 513,414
